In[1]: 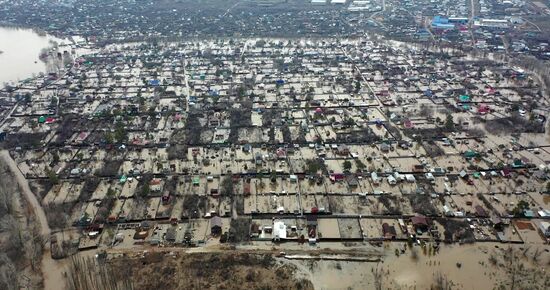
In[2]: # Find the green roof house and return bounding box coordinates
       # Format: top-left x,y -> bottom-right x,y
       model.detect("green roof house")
512,159 -> 523,168
459,95 -> 471,102
464,150 -> 478,159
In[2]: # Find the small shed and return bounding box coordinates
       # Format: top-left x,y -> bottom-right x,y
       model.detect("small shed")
165,228 -> 177,243
382,223 -> 397,239
474,205 -> 488,217
411,215 -> 429,232
211,216 -> 223,235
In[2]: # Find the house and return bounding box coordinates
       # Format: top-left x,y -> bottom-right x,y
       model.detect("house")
133,230 -> 149,240
165,228 -> 176,243
523,210 -> 535,218
458,95 -> 471,103
464,150 -> 478,159
512,159 -> 524,168
501,168 -> 512,178
211,216 -> 223,235
398,140 -> 409,149
255,153 -> 263,165
405,174 -> 416,183
412,164 -> 424,172
306,215 -> 318,227
491,216 -> 504,230
276,148 -> 287,159
387,175 -> 397,185
425,173 -> 435,184
273,220 -> 287,241
208,116 -> 220,127
336,144 -> 350,156
250,223 -> 260,238
289,174 -> 298,183
330,173 -> 345,182
192,148 -> 201,156
162,192 -> 171,204
192,176 -> 200,186
382,223 -> 397,239
538,222 -> 550,237
394,172 -> 405,182
243,182 -> 251,196
443,205 -> 453,216
537,209 -> 550,217
150,179 -> 162,192
347,175 -> 359,187
475,205 -> 488,217
242,144 -> 252,153
314,107 -> 323,115
210,188 -> 219,197
478,104 -> 490,115
411,215 -> 430,232
371,172 -> 380,185
431,167 -> 446,176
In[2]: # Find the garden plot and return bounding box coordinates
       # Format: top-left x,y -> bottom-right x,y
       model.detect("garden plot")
337,218 -> 363,239
43,182 -> 79,205
119,179 -> 138,198
299,179 -> 327,194
108,199 -> 126,222
317,219 -> 341,239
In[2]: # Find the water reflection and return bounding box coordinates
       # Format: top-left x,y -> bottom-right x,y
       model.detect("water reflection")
0,27 -> 66,85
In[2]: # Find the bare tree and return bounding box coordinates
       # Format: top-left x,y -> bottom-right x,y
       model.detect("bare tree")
65,256 -> 134,290
1,215 -> 25,251
0,253 -> 19,290
372,265 -> 384,290
431,272 -> 454,290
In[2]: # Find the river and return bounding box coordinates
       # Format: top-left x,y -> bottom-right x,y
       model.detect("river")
0,27 -> 65,86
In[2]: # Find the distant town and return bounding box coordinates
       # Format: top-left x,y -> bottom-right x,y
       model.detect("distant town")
0,1 -> 549,290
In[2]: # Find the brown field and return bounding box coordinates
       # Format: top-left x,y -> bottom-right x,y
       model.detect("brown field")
66,252 -> 313,290
515,221 -> 535,230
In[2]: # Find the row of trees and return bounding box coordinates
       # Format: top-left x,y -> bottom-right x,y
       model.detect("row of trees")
0,163 -> 44,290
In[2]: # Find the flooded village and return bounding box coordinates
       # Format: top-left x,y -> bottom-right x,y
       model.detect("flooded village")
0,0 -> 549,290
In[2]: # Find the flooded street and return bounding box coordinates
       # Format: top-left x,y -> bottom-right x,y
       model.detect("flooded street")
0,27 -> 61,85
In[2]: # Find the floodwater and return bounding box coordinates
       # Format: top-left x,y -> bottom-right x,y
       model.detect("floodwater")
0,27 -> 62,85
285,242 -> 549,290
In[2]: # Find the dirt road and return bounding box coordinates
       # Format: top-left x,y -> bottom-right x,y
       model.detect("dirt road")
0,150 -> 67,290
0,150 -> 50,236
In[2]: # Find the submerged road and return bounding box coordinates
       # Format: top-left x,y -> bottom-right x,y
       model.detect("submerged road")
0,150 -> 50,236
0,150 -> 67,290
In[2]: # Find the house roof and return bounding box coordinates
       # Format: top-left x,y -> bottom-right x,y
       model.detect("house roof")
273,220 -> 287,239
382,223 -> 397,236
165,228 -> 176,241
459,95 -> 471,102
411,215 -> 428,226
306,215 -> 318,225
211,216 -> 223,228
346,175 -> 359,186
474,205 -> 488,217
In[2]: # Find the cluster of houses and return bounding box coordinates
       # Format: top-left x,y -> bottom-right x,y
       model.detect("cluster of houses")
1,35 -> 549,251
